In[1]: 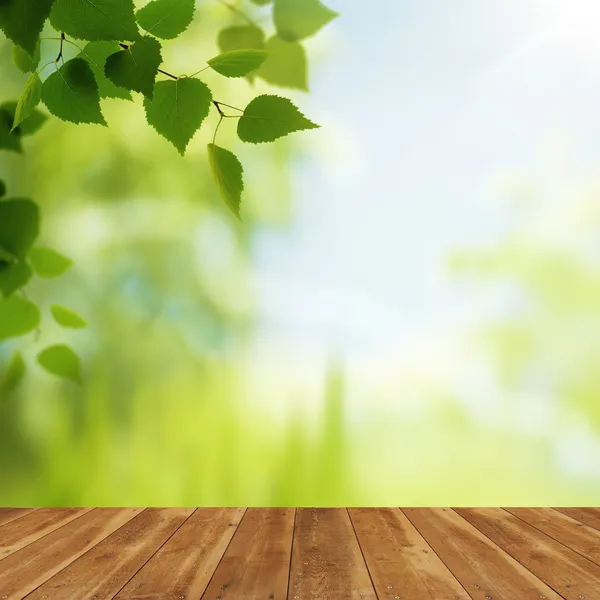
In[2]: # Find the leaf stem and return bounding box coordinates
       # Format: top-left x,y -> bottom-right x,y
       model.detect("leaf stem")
214,101 -> 244,113
213,114 -> 224,144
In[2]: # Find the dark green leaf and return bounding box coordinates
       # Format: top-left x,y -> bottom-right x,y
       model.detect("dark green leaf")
274,0 -> 338,42
51,305 -> 87,329
208,144 -> 244,218
79,42 -> 132,100
42,58 -> 106,126
0,0 -> 55,54
0,180 -> 6,198
29,246 -> 73,278
37,344 -> 82,384
136,0 -> 195,40
0,295 -> 40,341
105,37 -> 162,99
12,73 -> 42,132
51,0 -> 140,42
237,94 -> 319,144
0,199 -> 40,260
0,107 -> 22,153
2,101 -> 47,136
257,36 -> 308,91
208,49 -> 267,78
0,261 -> 32,297
13,41 -> 41,73
144,78 -> 212,155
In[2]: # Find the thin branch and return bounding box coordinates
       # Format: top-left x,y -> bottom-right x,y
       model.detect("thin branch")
216,0 -> 258,27
54,32 -> 65,63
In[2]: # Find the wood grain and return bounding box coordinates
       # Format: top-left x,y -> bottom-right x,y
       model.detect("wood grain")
554,507 -> 600,532
507,507 -> 600,566
349,508 -> 469,600
0,507 -> 143,599
403,508 -> 562,600
0,508 -> 92,561
457,507 -> 600,600
24,508 -> 193,600
0,509 -> 37,528
201,508 -> 295,600
115,508 -> 245,600
289,508 -> 377,600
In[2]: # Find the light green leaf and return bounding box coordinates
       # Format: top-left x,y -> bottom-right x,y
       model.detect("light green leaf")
51,0 -> 140,42
2,101 -> 47,136
13,42 -> 41,73
0,295 -> 40,341
136,0 -> 195,40
51,305 -> 87,329
29,246 -> 73,278
105,37 -> 162,99
274,0 -> 338,42
0,0 -> 55,54
257,36 -> 308,91
79,42 -> 132,100
0,107 -> 22,153
12,74 -> 42,132
0,199 -> 40,261
208,144 -> 244,218
0,262 -> 33,298
208,49 -> 267,78
42,58 -> 106,126
144,78 -> 212,155
218,25 -> 265,82
237,94 -> 319,144
2,352 -> 26,392
37,344 -> 82,384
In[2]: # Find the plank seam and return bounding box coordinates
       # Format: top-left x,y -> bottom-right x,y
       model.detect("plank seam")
0,508 -> 95,564
108,508 -> 199,600
451,509 -> 568,600
504,508 -> 600,569
553,508 -> 600,533
198,507 -> 248,600
346,508 -> 380,600
286,508 -> 297,600
400,508 -> 476,600
18,508 -> 148,600
0,508 -> 41,530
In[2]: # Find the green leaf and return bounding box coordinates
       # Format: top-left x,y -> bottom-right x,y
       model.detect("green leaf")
2,101 -> 47,136
136,0 -> 195,40
13,42 -> 41,73
0,199 -> 40,261
79,42 -> 132,100
37,344 -> 82,384
12,74 -> 42,132
274,0 -> 338,42
105,37 -> 162,99
51,305 -> 87,329
0,0 -> 55,54
50,0 -> 139,42
0,295 -> 40,341
0,262 -> 33,297
2,352 -> 26,392
237,94 -> 319,144
29,246 -> 73,278
208,49 -> 267,78
144,78 -> 212,155
0,107 -> 22,153
257,36 -> 308,91
218,25 -> 265,82
42,58 -> 106,126
208,144 -> 244,218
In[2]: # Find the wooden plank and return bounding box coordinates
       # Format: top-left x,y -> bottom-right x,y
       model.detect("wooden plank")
115,508 -> 245,600
554,507 -> 600,532
289,508 -> 377,600
0,508 -> 92,561
507,507 -> 600,566
0,509 -> 37,528
457,507 -> 600,600
403,508 -> 562,600
24,508 -> 193,600
349,508 -> 469,600
0,507 -> 143,599
201,508 -> 294,600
